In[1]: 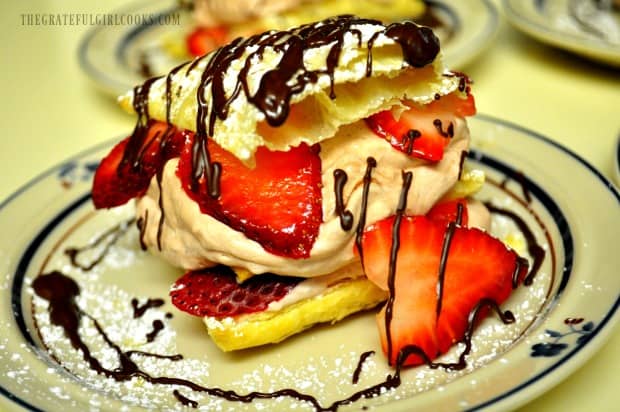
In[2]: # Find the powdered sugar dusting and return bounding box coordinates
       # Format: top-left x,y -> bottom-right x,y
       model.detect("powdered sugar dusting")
12,179 -> 555,411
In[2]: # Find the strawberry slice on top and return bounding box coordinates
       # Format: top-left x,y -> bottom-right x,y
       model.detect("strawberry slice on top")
358,214 -> 526,367
176,134 -> 323,259
365,92 -> 476,162
186,26 -> 229,57
93,120 -> 323,259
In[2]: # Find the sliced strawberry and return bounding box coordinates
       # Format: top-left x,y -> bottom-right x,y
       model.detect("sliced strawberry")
427,198 -> 469,227
186,26 -> 229,57
92,137 -> 135,208
359,215 -> 525,366
177,139 -> 323,259
365,92 -> 476,162
94,120 -> 322,258
170,266 -> 302,317
92,121 -> 188,209
429,92 -> 476,118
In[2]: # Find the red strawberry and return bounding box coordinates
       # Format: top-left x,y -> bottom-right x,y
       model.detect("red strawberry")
365,92 -> 476,162
359,215 -> 525,366
427,198 -> 469,227
170,266 -> 302,317
177,138 -> 323,259
92,121 -> 188,209
186,26 -> 229,57
430,92 -> 476,118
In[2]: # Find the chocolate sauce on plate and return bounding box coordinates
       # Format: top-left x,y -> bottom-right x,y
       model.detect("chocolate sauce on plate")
34,268 -> 435,411
173,390 -> 198,408
484,202 -> 545,286
131,297 -> 165,318
505,171 -> 532,204
146,319 -> 165,343
395,299 -> 515,370
32,271 -> 183,381
64,218 -> 135,271
352,350 -> 375,384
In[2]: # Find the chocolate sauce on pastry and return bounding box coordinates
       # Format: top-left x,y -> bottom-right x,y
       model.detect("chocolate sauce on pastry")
126,16 -> 439,199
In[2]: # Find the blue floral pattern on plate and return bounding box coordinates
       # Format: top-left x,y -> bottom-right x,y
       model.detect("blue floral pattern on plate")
531,318 -> 596,357
58,160 -> 100,188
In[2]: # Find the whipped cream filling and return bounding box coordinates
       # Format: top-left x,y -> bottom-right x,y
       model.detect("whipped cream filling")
136,117 -> 470,277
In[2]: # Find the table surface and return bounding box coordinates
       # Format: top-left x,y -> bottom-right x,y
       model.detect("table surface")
1,0 -> 618,411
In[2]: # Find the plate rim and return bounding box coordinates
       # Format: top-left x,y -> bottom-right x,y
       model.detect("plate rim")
0,114 -> 619,411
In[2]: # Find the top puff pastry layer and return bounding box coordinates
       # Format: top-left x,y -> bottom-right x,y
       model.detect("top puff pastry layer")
119,17 -> 461,165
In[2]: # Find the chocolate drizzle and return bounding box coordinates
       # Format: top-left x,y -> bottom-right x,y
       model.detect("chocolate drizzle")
455,202 -> 464,226
435,222 -> 456,317
122,77 -> 162,173
457,150 -> 468,179
155,168 -> 165,250
64,218 -> 135,271
136,211 -> 148,251
383,22 -> 440,70
354,157 -> 377,263
173,390 -> 198,408
146,319 -> 165,343
352,350 -> 375,384
433,119 -> 454,138
333,169 -> 354,230
384,171 -> 413,364
32,272 -> 183,382
125,16 -> 439,201
515,171 -> 532,204
444,71 -> 472,95
396,298 -> 515,370
512,257 -> 530,290
403,129 -> 421,155
131,297 -> 165,318
484,203 -> 545,286
33,270 -> 433,412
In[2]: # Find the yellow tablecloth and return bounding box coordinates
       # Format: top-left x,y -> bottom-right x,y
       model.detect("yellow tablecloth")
0,0 -> 618,411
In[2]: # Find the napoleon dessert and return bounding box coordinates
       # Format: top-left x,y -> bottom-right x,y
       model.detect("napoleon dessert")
92,16 -> 527,367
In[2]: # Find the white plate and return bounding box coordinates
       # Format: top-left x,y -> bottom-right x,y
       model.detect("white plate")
78,0 -> 498,96
503,0 -> 620,67
615,133 -> 620,187
0,115 -> 618,412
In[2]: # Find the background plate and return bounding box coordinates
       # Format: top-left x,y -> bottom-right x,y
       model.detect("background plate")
503,0 -> 620,67
78,0 -> 498,96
